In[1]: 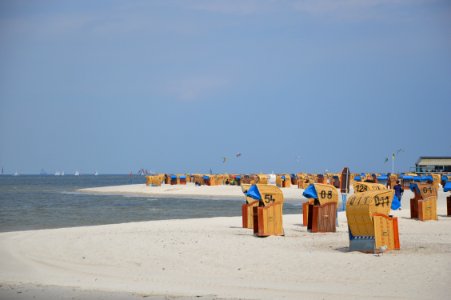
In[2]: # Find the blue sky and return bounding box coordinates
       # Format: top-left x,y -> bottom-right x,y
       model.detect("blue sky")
0,0 -> 450,175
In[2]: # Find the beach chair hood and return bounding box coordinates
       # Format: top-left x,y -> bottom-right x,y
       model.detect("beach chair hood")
302,183 -> 338,205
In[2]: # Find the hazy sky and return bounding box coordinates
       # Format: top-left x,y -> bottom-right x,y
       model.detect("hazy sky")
1,0 -> 450,175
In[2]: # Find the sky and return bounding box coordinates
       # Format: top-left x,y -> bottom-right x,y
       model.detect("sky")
0,0 -> 450,175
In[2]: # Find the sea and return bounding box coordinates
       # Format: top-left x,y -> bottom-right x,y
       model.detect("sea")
0,175 -> 301,233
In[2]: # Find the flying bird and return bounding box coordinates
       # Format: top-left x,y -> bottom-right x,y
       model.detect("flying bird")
222,157 -> 227,163
235,152 -> 242,158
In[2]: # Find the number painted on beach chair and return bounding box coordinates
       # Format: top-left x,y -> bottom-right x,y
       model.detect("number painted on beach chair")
374,195 -> 390,207
320,190 -> 333,200
353,182 -> 386,193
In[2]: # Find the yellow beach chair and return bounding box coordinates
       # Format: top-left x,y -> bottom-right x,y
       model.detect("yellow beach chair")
346,189 -> 400,253
302,183 -> 338,232
245,184 -> 284,237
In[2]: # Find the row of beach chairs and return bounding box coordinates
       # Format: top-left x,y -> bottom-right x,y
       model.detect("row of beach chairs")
241,180 -> 450,253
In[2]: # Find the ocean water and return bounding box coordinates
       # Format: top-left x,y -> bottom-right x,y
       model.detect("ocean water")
0,175 -> 301,232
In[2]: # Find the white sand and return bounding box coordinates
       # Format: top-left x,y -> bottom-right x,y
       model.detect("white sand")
1,187 -> 450,299
78,183 -> 304,200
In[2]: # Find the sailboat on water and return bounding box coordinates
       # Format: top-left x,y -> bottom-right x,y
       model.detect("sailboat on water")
74,170 -> 80,176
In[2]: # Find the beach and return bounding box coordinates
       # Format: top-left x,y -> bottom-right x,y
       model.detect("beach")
1,185 -> 450,299
78,183 -> 304,200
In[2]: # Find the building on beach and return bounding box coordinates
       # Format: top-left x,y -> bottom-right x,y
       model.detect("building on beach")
415,157 -> 451,173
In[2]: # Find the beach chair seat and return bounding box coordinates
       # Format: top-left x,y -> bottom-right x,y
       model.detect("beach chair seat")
346,189 -> 400,253
302,183 -> 338,233
302,200 -> 312,227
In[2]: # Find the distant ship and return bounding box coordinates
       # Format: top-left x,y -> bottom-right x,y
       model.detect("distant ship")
54,171 -> 61,176
74,170 -> 80,176
94,171 -> 99,176
13,171 -> 19,176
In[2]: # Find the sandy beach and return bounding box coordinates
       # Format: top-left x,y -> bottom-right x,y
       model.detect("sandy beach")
1,185 -> 450,299
78,183 -> 304,201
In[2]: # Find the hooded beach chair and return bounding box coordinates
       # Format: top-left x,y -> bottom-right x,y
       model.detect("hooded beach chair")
302,183 -> 338,232
346,189 -> 400,253
290,174 -> 297,185
441,175 -> 451,187
177,174 -> 187,185
257,174 -> 268,184
354,173 -> 363,185
245,184 -> 284,237
153,175 -> 164,186
315,174 -> 324,184
376,174 -> 389,186
146,175 -> 161,186
401,174 -> 416,190
388,174 -> 398,189
332,174 -> 341,188
431,174 -> 441,190
145,175 -> 152,186
297,173 -> 308,189
203,175 -> 211,186
169,174 -> 177,185
410,181 -> 437,221
240,175 -> 252,185
340,167 -> 351,193
276,175 -> 291,188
